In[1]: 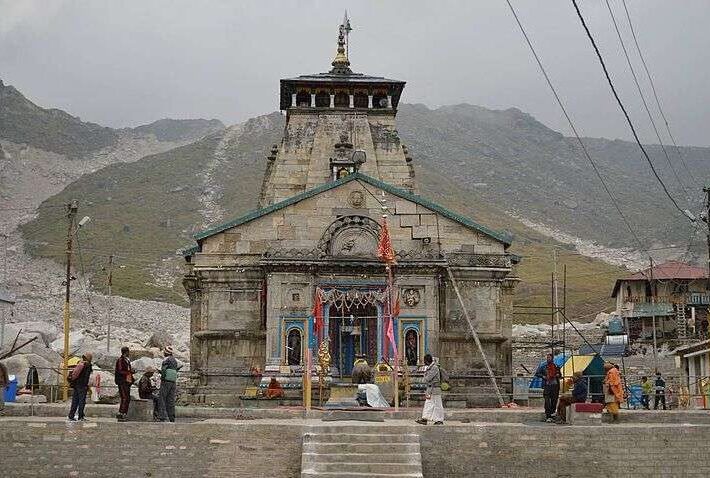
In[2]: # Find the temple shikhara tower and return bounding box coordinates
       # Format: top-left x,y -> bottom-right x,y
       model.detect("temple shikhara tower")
182,18 -> 519,406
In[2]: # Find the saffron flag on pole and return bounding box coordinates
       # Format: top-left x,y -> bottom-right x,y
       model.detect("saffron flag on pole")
386,293 -> 399,363
377,216 -> 397,265
312,290 -> 323,344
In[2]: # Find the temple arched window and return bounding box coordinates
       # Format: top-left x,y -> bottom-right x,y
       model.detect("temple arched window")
286,328 -> 302,365
334,91 -> 349,108
405,329 -> 419,366
354,92 -> 368,108
296,90 -> 311,107
315,90 -> 330,108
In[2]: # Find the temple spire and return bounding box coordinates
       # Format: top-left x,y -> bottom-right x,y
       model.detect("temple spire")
330,15 -> 352,75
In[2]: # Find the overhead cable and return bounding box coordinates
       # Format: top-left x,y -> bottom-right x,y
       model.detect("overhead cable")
571,0 -> 692,222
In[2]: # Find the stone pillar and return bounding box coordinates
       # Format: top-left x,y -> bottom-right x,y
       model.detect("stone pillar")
387,95 -> 393,109
329,94 -> 335,108
291,93 -> 297,107
349,94 -> 354,108
368,95 -> 373,109
310,93 -> 316,108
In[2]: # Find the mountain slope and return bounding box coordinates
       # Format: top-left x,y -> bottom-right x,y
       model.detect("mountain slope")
20,110 -> 625,320
397,103 -> 709,257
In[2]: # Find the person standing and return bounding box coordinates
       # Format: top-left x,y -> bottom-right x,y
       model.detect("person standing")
158,345 -> 180,422
535,353 -> 561,422
415,354 -> 444,425
604,362 -> 623,422
68,352 -> 93,422
640,376 -> 652,410
114,346 -> 134,421
0,360 -> 9,416
654,372 -> 667,410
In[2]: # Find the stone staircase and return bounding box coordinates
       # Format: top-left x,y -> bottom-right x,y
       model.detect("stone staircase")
301,424 -> 423,478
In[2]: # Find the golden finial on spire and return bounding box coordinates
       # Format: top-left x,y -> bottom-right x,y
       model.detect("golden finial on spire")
331,15 -> 352,74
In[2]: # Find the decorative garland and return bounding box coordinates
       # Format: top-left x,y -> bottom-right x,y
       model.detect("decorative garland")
316,286 -> 391,314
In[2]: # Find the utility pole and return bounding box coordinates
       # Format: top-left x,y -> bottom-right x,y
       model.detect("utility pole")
704,184 -> 710,291
553,249 -> 560,328
1,228 -> 7,347
649,257 -> 658,372
62,200 -> 78,401
106,254 -> 113,353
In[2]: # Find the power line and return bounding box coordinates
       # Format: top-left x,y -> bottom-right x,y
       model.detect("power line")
504,0 -> 647,256
570,0 -> 690,221
620,0 -> 697,186
603,0 -> 690,202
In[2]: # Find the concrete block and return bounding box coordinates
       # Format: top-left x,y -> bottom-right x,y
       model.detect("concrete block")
395,200 -> 417,215
420,214 -> 436,226
411,225 -> 428,239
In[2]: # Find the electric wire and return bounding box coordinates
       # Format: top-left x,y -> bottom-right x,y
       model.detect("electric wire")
620,0 -> 697,185
604,0 -> 690,202
505,0 -> 647,258
570,0 -> 690,220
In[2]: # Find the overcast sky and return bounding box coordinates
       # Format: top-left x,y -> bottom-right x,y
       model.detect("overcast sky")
1,0 -> 708,146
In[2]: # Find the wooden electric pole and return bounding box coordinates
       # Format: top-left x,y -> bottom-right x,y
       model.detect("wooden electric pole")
106,254 -> 113,353
62,200 -> 78,401
649,257 -> 658,372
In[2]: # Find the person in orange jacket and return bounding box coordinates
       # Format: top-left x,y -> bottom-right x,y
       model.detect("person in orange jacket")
604,362 -> 624,422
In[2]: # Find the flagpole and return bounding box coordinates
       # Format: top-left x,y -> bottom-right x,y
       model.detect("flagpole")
390,264 -> 399,411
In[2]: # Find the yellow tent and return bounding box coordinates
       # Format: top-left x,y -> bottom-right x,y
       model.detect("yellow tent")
560,355 -> 595,378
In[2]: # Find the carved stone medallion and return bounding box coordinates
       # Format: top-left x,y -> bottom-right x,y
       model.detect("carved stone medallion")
348,190 -> 365,208
402,288 -> 421,307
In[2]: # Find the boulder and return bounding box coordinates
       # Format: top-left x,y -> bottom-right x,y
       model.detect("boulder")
145,331 -> 174,350
2,321 -> 60,346
131,356 -> 163,373
90,369 -> 118,403
2,353 -> 59,387
1,332 -> 62,363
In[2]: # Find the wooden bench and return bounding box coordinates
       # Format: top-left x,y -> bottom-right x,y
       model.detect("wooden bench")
568,402 -> 604,425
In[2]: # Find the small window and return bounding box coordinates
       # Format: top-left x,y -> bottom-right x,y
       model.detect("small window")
286,328 -> 302,365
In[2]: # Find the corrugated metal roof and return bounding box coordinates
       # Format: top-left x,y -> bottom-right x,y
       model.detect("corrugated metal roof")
611,261 -> 708,297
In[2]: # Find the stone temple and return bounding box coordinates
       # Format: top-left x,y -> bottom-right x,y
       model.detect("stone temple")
182,21 -> 519,406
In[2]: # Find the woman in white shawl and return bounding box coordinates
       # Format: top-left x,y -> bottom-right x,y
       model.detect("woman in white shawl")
415,354 -> 444,425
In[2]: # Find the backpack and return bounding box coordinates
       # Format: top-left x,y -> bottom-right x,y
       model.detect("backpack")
439,365 -> 451,392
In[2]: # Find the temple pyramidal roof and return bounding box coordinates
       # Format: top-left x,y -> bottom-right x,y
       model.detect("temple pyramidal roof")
183,173 -> 513,257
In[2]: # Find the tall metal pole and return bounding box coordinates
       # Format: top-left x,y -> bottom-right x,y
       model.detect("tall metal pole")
62,200 -> 78,401
704,184 -> 710,291
106,254 -> 113,353
550,272 -> 555,356
1,229 -> 6,347
650,256 -> 658,372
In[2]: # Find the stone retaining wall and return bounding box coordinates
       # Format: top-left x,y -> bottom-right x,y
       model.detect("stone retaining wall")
2,418 -> 710,477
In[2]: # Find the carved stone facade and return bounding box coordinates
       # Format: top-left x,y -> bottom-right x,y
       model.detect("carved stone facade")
182,25 -> 518,406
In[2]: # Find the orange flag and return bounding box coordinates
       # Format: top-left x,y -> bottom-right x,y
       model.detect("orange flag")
377,216 -> 397,265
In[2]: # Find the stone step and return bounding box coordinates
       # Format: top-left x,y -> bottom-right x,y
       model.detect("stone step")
303,462 -> 422,475
306,425 -> 418,435
304,432 -> 419,444
301,473 -> 423,478
303,442 -> 420,455
302,452 -> 421,464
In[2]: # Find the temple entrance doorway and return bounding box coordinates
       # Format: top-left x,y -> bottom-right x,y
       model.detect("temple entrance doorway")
329,303 -> 379,378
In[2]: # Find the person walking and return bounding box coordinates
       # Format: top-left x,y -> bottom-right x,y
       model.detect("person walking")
640,376 -> 652,410
535,353 -> 561,422
138,366 -> 160,421
415,354 -> 444,425
114,346 -> 134,421
157,345 -> 180,422
68,352 -> 93,422
0,360 -> 9,416
654,372 -> 667,410
604,362 -> 623,422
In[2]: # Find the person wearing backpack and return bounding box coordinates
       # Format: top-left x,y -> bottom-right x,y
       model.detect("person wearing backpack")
114,346 -> 135,421
67,352 -> 93,422
157,345 -> 180,422
415,354 -> 445,425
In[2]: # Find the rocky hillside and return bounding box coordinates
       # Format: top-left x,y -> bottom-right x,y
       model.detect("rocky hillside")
397,103 -> 709,258
0,80 -> 225,359
21,110 -> 625,321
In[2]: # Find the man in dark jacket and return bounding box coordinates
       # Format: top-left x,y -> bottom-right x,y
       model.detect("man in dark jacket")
68,352 -> 93,422
535,353 -> 562,422
115,346 -> 134,421
654,372 -> 667,410
157,345 -> 180,422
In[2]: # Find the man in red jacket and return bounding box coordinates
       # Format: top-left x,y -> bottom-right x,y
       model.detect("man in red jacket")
114,346 -> 134,421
